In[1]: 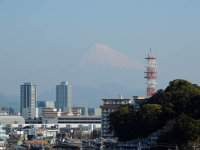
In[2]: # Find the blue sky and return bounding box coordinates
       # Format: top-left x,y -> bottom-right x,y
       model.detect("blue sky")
0,0 -> 200,95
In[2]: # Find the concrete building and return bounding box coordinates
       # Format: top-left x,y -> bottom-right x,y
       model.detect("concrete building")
100,98 -> 131,139
73,107 -> 87,116
42,108 -> 61,118
72,107 -> 101,117
20,82 -> 38,119
37,101 -> 55,117
42,108 -> 61,124
41,114 -> 101,125
133,96 -> 146,105
57,116 -> 101,124
56,81 -> 72,113
94,108 -> 101,116
71,108 -> 82,116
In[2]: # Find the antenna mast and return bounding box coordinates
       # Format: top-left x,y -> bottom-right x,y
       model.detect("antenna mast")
145,48 -> 157,97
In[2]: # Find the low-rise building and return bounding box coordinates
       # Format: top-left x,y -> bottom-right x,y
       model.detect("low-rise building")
42,108 -> 61,118
133,96 -> 146,105
42,108 -> 61,124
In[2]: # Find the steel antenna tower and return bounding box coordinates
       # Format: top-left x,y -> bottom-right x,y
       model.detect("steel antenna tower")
145,48 -> 157,97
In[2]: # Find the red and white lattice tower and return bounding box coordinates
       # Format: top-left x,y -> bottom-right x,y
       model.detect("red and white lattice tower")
145,48 -> 157,97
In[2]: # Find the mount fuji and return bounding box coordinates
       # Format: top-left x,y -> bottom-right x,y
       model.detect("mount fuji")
75,43 -> 143,69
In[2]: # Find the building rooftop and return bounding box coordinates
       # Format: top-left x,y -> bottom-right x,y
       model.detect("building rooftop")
24,82 -> 33,85
61,81 -> 68,85
133,96 -> 146,99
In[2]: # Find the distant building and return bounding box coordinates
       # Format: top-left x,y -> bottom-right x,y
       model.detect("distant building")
72,107 -> 86,116
56,81 -> 72,113
43,116 -> 101,125
37,101 -> 55,117
0,124 -> 6,149
42,108 -> 61,124
133,96 -> 146,105
72,107 -> 101,117
71,108 -> 82,116
133,96 -> 147,112
100,98 -> 131,139
20,82 -> 38,119
37,101 -> 55,108
88,108 -> 101,116
84,107 -> 88,116
94,108 -> 101,116
0,116 -> 25,126
1,107 -> 14,114
0,112 -> 20,116
42,108 -> 61,118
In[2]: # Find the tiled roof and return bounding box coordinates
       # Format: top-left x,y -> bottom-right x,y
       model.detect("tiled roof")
24,140 -> 49,145
37,129 -> 48,131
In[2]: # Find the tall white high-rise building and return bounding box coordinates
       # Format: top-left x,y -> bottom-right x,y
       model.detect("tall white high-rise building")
20,82 -> 38,119
56,81 -> 72,113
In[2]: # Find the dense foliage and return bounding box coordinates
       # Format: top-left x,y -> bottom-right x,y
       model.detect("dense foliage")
108,79 -> 200,147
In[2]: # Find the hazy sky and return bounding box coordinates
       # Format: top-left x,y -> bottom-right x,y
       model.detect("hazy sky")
0,0 -> 200,95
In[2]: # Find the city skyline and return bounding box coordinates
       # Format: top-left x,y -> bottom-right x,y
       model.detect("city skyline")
0,0 -> 200,96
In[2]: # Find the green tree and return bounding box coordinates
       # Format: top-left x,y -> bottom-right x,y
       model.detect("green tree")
158,114 -> 200,147
108,104 -> 164,141
108,105 -> 138,141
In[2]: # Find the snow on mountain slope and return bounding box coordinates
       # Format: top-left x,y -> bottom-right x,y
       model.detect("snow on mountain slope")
78,43 -> 143,69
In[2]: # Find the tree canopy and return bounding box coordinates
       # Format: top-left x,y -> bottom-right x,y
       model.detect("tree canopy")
108,79 -> 200,148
